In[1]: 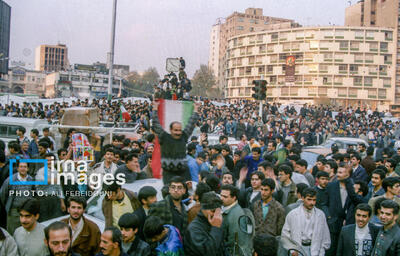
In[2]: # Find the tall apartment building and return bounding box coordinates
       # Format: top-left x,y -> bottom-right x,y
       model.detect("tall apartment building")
226,27 -> 395,110
35,43 -> 69,72
209,8 -> 301,93
345,0 -> 400,113
0,0 -> 11,74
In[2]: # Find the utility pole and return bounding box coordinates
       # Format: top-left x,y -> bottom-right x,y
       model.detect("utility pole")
107,0 -> 117,101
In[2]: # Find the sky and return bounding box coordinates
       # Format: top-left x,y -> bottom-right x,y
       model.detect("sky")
7,0 -> 349,77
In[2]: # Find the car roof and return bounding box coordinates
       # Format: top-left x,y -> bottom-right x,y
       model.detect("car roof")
329,137 -> 367,143
0,117 -> 49,126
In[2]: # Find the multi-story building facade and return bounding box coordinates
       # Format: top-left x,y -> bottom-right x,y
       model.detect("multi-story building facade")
45,69 -> 126,98
0,0 -> 11,75
226,27 -> 395,110
209,8 -> 301,93
345,0 -> 400,113
35,43 -> 69,72
0,67 -> 46,95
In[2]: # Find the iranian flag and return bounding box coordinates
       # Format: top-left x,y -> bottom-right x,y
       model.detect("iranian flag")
120,105 -> 131,122
151,99 -> 194,179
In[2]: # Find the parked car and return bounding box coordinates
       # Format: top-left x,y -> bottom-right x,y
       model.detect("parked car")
41,178 -> 165,231
301,148 -> 347,169
41,178 -> 197,232
304,137 -> 368,151
0,117 -> 49,148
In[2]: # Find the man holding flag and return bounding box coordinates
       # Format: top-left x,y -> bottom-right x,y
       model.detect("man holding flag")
151,99 -> 200,184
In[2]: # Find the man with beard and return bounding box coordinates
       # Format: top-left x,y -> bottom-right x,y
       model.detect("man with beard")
148,176 -> 188,236
13,198 -> 48,256
44,221 -> 80,256
371,200 -> 400,256
97,227 -> 129,256
62,196 -> 101,256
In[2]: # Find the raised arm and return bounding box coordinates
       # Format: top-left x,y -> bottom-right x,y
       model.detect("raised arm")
151,100 -> 166,136
183,102 -> 200,137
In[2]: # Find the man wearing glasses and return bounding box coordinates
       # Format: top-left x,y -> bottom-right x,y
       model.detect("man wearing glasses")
148,176 -> 188,236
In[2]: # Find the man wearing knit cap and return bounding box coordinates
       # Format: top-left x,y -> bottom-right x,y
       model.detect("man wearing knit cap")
184,192 -> 225,256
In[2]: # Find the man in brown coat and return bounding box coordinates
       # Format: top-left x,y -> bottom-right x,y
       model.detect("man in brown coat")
251,178 -> 285,237
62,196 -> 101,256
102,181 -> 141,228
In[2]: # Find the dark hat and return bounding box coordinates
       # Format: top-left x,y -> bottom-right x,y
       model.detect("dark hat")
200,192 -> 222,210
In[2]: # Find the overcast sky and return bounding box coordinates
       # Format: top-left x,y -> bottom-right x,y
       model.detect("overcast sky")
8,0 -> 349,77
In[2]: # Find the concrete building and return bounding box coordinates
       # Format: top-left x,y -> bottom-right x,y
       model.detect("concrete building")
225,26 -> 395,110
0,0 -> 11,74
0,67 -> 46,95
345,0 -> 400,113
208,8 -> 301,93
35,43 -> 69,72
45,69 -> 127,98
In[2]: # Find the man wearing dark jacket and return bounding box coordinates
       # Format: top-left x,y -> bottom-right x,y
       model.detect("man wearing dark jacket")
184,192 -> 225,256
324,163 -> 366,256
114,153 -> 147,183
118,213 -> 150,256
62,197 -> 101,256
148,176 -> 188,236
350,153 -> 369,183
337,204 -> 379,256
133,186 -> 157,241
360,147 -> 376,178
152,101 -> 200,184
371,200 -> 400,256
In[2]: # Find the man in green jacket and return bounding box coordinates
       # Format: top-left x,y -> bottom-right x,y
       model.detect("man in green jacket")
221,184 -> 254,256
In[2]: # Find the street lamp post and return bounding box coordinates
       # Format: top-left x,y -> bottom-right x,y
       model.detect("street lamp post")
107,0 -> 117,101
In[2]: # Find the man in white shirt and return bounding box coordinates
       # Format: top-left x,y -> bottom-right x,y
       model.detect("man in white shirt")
13,198 -> 48,256
337,203 -> 380,256
281,187 -> 331,256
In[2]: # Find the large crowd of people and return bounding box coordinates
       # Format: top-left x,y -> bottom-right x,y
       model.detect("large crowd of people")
0,94 -> 400,255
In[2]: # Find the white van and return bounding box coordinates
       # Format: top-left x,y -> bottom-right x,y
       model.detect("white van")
0,117 -> 49,146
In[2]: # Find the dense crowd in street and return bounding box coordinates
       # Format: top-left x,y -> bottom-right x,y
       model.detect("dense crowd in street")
0,91 -> 400,256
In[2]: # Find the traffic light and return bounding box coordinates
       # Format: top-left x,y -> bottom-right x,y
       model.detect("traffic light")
251,80 -> 260,100
259,80 -> 267,100
252,80 -> 267,100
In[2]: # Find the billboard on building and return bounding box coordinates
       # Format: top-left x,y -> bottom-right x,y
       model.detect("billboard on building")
285,56 -> 295,86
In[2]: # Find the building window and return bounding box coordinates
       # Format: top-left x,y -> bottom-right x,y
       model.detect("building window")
338,64 -> 347,72
249,19 -> 255,23
354,77 -> 362,85
250,27 -> 254,32
271,33 -> 279,40
267,65 -> 273,73
238,17 -> 244,22
237,26 -> 244,30
350,41 -> 360,49
384,31 -> 392,40
320,64 -> 328,71
350,64 -> 358,72
339,41 -> 349,49
380,42 -> 388,51
366,31 -> 374,38
354,30 -> 364,38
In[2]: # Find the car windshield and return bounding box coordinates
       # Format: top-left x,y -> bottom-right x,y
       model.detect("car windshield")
86,192 -> 105,221
301,151 -> 319,169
